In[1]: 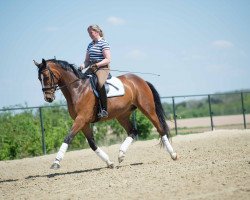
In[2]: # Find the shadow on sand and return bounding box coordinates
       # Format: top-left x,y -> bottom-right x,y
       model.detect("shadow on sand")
26,162 -> 143,179
0,162 -> 143,183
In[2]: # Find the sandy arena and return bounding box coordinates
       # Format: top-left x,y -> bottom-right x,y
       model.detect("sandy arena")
0,129 -> 249,200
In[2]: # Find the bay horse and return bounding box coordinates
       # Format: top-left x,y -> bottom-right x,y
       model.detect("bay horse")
33,58 -> 177,169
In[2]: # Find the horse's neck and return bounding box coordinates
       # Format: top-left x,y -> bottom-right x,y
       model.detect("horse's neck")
59,70 -> 84,104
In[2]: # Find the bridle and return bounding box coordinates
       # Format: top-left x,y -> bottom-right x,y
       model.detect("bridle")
38,66 -> 59,92
38,63 -> 81,93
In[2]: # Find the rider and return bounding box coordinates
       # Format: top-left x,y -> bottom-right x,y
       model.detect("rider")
79,24 -> 111,118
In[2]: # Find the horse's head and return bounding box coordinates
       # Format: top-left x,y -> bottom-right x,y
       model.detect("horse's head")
34,59 -> 59,103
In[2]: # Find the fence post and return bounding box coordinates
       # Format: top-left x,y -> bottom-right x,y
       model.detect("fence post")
241,92 -> 247,129
172,97 -> 178,135
208,95 -> 214,131
39,107 -> 46,155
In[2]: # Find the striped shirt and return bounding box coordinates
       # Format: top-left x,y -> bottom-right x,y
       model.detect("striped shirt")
87,38 -> 110,62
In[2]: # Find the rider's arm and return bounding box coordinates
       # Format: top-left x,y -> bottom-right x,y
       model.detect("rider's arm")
96,49 -> 111,67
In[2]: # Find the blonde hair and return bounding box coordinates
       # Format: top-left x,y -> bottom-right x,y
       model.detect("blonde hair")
87,24 -> 104,38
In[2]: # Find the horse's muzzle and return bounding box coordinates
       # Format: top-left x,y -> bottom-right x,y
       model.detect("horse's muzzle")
45,97 -> 54,103
44,93 -> 55,103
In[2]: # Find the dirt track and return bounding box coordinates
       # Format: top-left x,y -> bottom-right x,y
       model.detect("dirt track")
0,129 -> 250,200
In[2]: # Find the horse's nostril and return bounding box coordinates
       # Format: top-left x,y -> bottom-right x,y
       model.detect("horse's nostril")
45,96 -> 54,103
47,98 -> 53,103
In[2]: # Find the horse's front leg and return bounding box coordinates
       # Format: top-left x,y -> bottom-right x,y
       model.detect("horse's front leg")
50,116 -> 84,169
83,124 -> 114,168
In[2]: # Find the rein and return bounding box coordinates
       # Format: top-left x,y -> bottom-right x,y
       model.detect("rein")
56,78 -> 81,91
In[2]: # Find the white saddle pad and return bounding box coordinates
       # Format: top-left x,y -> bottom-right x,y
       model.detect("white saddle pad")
106,77 -> 125,97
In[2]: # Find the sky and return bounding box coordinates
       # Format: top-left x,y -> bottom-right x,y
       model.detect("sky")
0,0 -> 250,108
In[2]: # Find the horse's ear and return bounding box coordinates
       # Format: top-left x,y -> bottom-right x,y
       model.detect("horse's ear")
42,58 -> 46,66
33,60 -> 40,68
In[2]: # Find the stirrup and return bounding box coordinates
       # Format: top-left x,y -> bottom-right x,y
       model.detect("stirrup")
98,109 -> 108,118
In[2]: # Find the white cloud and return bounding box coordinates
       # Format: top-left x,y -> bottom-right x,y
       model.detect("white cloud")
212,40 -> 234,49
126,49 -> 146,60
107,16 -> 125,25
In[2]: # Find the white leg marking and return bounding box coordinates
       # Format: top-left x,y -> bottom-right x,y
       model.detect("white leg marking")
162,135 -> 177,160
51,142 -> 68,169
120,136 -> 133,153
55,143 -> 68,162
95,147 -> 114,168
118,136 -> 133,163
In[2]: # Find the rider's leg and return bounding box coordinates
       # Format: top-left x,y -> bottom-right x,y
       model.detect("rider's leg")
97,85 -> 108,118
96,68 -> 110,118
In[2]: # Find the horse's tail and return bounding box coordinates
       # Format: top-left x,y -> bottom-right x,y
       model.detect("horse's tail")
146,81 -> 171,139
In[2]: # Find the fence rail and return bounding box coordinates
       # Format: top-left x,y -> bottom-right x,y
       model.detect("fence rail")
0,91 -> 249,155
161,91 -> 250,134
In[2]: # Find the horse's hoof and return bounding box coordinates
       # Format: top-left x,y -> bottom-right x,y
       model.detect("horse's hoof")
118,151 -> 125,163
106,161 -> 114,169
171,152 -> 178,160
50,162 -> 60,169
118,157 -> 124,163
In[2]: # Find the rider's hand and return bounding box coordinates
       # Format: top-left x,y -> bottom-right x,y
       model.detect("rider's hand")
90,64 -> 98,73
78,64 -> 85,71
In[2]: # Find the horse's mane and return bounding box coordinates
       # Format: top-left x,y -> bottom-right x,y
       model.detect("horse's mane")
47,59 -> 82,79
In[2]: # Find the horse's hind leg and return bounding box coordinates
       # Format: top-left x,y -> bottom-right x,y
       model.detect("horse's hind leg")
116,112 -> 139,163
137,101 -> 177,160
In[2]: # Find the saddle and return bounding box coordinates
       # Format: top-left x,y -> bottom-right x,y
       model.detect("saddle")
87,73 -> 125,98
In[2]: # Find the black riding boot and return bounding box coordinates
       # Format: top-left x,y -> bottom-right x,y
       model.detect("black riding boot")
97,85 -> 108,118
